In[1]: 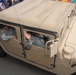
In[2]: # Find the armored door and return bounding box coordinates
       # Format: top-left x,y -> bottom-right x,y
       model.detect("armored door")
0,24 -> 24,57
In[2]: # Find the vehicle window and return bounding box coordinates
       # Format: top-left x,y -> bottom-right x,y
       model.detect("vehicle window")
23,31 -> 52,50
0,24 -> 17,41
60,20 -> 68,41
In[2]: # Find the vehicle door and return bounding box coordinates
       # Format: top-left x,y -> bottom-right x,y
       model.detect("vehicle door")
0,24 -> 24,57
23,28 -> 58,68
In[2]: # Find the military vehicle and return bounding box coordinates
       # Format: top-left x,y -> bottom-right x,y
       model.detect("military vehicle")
0,0 -> 76,75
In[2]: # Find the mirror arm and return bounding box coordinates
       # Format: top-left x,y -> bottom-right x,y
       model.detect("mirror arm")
51,54 -> 57,69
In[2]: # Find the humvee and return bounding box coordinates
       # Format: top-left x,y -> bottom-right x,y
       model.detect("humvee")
0,0 -> 76,75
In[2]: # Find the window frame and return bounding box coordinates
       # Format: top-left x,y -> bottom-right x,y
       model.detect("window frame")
23,28 -> 56,50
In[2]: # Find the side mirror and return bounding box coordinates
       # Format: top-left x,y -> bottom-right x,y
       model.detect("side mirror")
46,38 -> 59,58
46,40 -> 54,50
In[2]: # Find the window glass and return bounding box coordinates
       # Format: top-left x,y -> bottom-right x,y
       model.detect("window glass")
60,19 -> 69,41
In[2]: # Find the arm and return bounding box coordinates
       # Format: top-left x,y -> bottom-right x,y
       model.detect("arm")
1,33 -> 15,41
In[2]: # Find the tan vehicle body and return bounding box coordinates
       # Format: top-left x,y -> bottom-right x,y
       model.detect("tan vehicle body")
0,0 -> 76,75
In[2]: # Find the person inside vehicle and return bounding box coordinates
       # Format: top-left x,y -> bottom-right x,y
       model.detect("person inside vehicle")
24,31 -> 45,49
24,31 -> 32,49
0,25 -> 16,41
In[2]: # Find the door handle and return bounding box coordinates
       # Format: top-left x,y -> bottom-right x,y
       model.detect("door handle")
20,43 -> 30,50
25,46 -> 30,50
20,43 -> 24,46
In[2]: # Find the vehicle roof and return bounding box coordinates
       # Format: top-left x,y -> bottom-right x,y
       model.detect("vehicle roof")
0,0 -> 75,34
